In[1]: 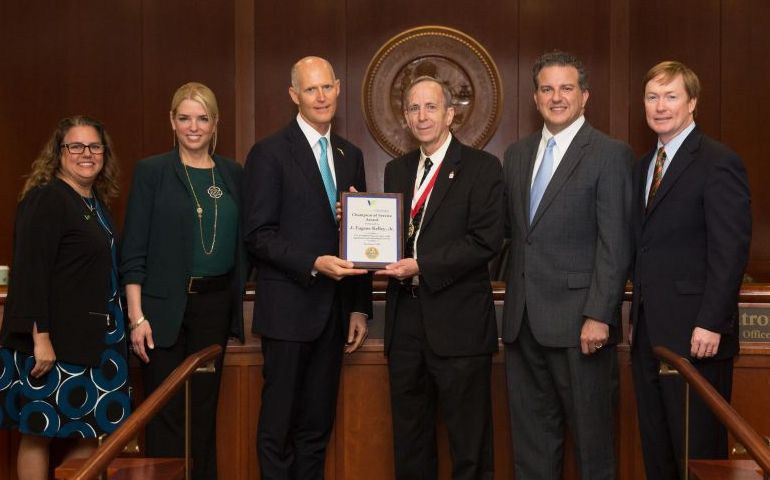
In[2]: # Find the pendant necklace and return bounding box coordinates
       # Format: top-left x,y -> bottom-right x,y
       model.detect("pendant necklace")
81,195 -> 95,221
81,195 -> 113,237
182,158 -> 219,255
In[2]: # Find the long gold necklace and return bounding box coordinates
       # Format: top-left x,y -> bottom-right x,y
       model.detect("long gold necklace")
182,159 -> 220,255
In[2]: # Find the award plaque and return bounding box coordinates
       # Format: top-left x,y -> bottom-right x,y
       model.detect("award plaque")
340,192 -> 403,269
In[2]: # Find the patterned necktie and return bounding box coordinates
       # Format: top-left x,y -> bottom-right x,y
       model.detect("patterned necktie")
529,137 -> 556,224
317,137 -> 336,216
405,158 -> 433,258
647,146 -> 666,209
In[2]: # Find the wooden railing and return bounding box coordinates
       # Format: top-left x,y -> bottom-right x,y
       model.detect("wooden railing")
67,344 -> 222,480
653,346 -> 770,474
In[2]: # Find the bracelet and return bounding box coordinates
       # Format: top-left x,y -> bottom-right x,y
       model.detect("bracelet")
130,315 -> 147,331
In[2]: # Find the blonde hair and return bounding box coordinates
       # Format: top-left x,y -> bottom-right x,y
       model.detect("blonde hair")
20,116 -> 119,203
170,82 -> 219,153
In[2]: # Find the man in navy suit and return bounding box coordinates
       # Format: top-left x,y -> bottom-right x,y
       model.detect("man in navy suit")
378,76 -> 504,479
630,61 -> 751,480
243,56 -> 372,479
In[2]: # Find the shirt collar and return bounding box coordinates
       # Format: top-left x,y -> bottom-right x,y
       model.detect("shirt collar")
296,113 -> 330,148
542,115 -> 585,149
419,132 -> 453,165
657,121 -> 696,158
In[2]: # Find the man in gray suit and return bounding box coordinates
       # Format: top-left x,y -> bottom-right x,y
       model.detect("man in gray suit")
502,51 -> 633,480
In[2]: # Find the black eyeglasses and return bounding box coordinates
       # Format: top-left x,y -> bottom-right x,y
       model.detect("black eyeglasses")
61,143 -> 105,154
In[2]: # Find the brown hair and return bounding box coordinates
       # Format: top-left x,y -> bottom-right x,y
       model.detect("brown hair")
643,60 -> 701,100
20,116 -> 119,203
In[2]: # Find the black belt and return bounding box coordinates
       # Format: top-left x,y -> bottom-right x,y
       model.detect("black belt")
400,283 -> 420,298
187,274 -> 229,294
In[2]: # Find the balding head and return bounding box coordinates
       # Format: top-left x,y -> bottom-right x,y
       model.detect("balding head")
291,56 -> 336,90
288,56 -> 341,134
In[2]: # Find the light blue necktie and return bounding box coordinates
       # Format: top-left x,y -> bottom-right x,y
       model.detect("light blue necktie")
529,137 -> 556,224
318,137 -> 336,216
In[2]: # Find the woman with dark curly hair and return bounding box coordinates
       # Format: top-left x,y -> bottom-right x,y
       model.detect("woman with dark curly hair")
0,116 -> 130,480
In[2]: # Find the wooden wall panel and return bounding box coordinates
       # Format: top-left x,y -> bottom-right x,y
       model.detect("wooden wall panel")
721,0 -> 770,279
140,0 -> 237,159
0,1 -> 143,259
251,0 -> 347,150
517,0 -> 615,139
1,0 -> 769,278
628,0 -> 722,156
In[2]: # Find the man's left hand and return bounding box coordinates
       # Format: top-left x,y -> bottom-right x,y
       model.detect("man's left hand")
345,312 -> 368,354
691,327 -> 721,359
580,318 -> 609,355
375,258 -> 419,281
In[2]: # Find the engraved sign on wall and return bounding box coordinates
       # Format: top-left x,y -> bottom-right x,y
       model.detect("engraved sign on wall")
739,307 -> 770,342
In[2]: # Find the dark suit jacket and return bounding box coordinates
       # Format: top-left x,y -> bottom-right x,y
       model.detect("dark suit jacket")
1,179 -> 113,366
630,127 -> 751,359
120,149 -> 247,347
383,137 -> 503,356
502,122 -> 634,347
243,119 -> 372,341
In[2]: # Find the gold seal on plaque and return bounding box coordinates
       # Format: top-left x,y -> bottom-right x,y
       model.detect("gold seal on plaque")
365,246 -> 380,260
362,25 -> 503,157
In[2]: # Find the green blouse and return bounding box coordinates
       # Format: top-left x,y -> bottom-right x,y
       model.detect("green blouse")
183,165 -> 238,276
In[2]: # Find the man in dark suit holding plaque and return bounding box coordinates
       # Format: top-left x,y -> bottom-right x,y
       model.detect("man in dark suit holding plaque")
378,76 -> 504,480
502,51 -> 634,480
630,60 -> 751,480
243,56 -> 372,480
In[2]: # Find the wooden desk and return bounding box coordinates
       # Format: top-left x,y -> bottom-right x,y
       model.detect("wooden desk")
3,284 -> 770,479
689,459 -> 765,480
54,457 -> 185,480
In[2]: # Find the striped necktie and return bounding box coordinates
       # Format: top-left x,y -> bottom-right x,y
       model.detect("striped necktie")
647,146 -> 666,209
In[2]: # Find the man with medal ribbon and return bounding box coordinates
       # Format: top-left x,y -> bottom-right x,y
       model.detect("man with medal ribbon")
377,75 -> 504,480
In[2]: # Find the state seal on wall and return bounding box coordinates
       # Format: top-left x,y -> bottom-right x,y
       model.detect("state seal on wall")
362,25 -> 503,157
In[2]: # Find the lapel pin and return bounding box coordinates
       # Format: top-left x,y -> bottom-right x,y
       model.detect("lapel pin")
336,147 -> 344,156
448,171 -> 455,179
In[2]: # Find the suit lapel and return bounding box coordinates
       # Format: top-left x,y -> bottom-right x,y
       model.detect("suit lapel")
288,121 -> 336,222
404,152 -> 419,210
529,123 -> 592,228
331,135 -> 350,192
420,137 -> 462,232
213,154 -> 238,197
521,135 -> 539,231
637,150 -> 655,223
645,129 -> 700,217
401,152 -> 420,233
170,151 -> 196,244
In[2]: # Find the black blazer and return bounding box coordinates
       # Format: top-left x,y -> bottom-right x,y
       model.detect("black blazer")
383,137 -> 504,356
243,119 -> 372,341
120,149 -> 247,347
630,127 -> 752,359
1,179 -> 113,366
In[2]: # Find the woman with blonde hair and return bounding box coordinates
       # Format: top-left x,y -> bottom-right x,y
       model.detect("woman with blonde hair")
121,82 -> 247,479
0,116 -> 129,479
